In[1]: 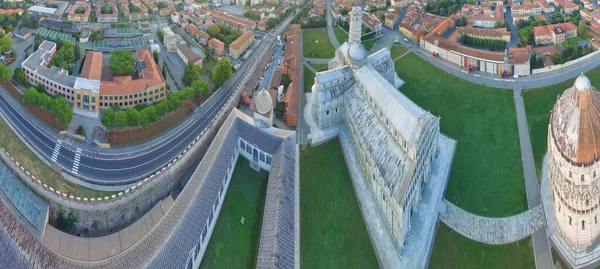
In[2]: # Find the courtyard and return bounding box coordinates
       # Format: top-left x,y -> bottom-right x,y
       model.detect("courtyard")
300,140 -> 379,269
199,158 -> 268,269
302,29 -> 335,59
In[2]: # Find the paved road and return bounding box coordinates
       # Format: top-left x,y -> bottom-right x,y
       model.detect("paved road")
0,16 -> 295,185
383,27 -> 600,89
513,88 -> 554,269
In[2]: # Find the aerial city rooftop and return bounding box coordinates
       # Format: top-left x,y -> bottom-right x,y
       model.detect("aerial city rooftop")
3,0 -> 600,268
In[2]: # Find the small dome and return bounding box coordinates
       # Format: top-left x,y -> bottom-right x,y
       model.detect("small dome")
575,74 -> 591,91
255,89 -> 272,115
348,42 -> 367,63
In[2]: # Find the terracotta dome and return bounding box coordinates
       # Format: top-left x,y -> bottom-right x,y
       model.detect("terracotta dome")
550,74 -> 600,164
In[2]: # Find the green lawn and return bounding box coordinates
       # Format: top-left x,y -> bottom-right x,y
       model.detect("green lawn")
301,140 -> 379,269
390,45 -> 409,59
429,223 -> 535,269
395,53 -> 526,217
363,38 -> 380,52
334,26 -> 348,44
0,117 -> 115,198
303,66 -> 315,93
200,158 -> 268,269
303,29 -> 335,59
522,68 -> 600,177
310,63 -> 328,72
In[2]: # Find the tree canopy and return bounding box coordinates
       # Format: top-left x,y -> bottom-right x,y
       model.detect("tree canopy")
23,87 -> 73,125
108,50 -> 136,76
75,6 -> 86,14
0,63 -> 12,80
50,41 -> 76,70
182,60 -> 202,86
0,35 -> 12,54
212,57 -> 234,88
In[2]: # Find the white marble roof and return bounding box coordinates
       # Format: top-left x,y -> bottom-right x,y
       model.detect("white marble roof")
354,65 -> 431,144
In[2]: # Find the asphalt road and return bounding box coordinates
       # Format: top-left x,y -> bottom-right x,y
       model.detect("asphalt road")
0,16 -> 293,185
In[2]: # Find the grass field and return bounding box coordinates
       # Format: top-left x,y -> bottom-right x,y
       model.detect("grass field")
300,140 -> 379,269
522,69 -> 600,176
199,158 -> 268,269
0,117 -> 115,198
395,53 -> 526,217
390,45 -> 409,59
429,223 -> 535,269
363,38 -> 380,51
334,26 -> 348,44
303,66 -> 315,93
310,63 -> 329,72
303,29 -> 335,59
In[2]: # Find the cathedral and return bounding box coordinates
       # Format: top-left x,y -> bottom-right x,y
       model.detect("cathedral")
310,6 -> 441,251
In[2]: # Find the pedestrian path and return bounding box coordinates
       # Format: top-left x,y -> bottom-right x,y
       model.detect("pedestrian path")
439,200 -> 546,245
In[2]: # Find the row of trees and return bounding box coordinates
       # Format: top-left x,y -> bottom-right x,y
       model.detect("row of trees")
101,79 -> 209,129
424,0 -> 465,16
23,87 -> 74,125
461,34 -> 506,49
551,45 -> 593,64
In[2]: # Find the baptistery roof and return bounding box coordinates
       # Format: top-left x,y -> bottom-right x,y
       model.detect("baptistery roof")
550,74 -> 600,164
255,88 -> 273,115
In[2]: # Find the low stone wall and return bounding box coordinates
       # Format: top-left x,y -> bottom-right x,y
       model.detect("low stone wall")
532,50 -> 600,75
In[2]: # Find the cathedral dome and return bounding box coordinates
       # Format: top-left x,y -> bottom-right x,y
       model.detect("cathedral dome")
255,88 -> 273,115
348,42 -> 367,63
550,74 -> 600,164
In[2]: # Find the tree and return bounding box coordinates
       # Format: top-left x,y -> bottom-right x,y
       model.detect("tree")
101,6 -> 112,14
153,50 -> 159,64
161,64 -> 167,78
75,6 -> 86,14
207,24 -> 220,37
182,60 -> 202,86
578,24 -> 587,37
102,108 -> 116,129
13,67 -> 25,85
191,79 -> 209,97
155,100 -> 169,117
212,57 -> 234,88
50,41 -> 76,70
142,105 -> 157,123
457,16 -> 468,27
0,36 -> 11,53
108,50 -> 136,76
126,108 -> 142,126
50,97 -> 73,125
90,30 -> 103,41
114,110 -> 128,129
23,87 -> 39,105
0,64 -> 13,80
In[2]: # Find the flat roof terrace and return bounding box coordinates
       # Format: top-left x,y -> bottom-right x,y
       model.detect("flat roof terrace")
91,38 -> 145,52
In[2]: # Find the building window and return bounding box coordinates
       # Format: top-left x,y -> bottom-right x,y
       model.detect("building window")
110,96 -> 114,100
77,94 -> 81,100
129,95 -> 132,99
569,171 -> 572,178
266,155 -> 271,165
582,175 -> 585,182
583,220 -> 586,230
91,97 -> 96,103
119,96 -> 123,100
569,216 -> 572,225
160,93 -> 164,97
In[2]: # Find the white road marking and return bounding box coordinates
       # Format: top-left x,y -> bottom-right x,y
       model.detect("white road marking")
72,148 -> 81,174
51,140 -> 62,163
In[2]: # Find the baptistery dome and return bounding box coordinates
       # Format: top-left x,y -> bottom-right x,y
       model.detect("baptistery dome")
550,74 -> 600,164
549,74 -> 600,250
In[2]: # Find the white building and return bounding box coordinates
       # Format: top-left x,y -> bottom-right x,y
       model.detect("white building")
311,6 -> 440,252
549,75 -> 600,251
